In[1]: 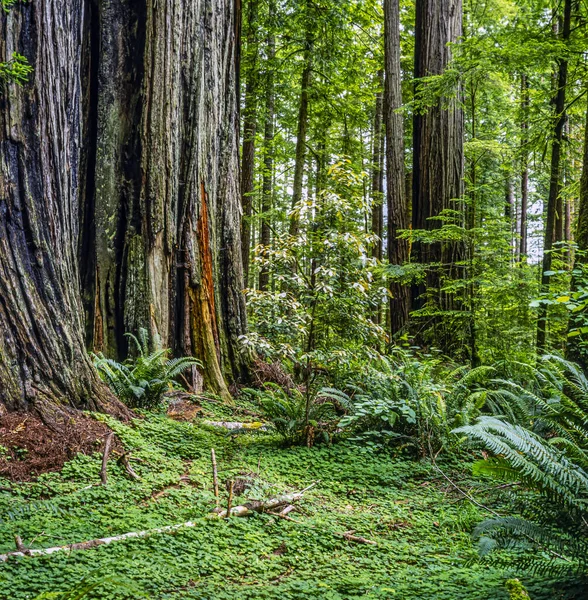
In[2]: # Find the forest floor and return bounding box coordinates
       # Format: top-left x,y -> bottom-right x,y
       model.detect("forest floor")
0,397 -> 582,600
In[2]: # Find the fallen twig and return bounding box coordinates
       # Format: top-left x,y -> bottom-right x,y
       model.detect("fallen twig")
211,448 -> 219,507
226,480 -> 234,519
118,453 -> 141,481
336,530 -> 377,545
100,432 -> 114,485
14,535 -> 26,553
267,511 -> 301,523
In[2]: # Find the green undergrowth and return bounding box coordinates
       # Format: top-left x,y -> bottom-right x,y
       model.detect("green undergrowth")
0,407 -> 581,599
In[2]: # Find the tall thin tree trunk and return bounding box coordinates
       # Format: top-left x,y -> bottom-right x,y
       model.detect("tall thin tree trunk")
536,0 -> 571,353
259,14 -> 275,292
519,73 -> 529,261
504,178 -> 515,270
411,0 -> 464,350
567,92 -> 588,369
240,0 -> 260,286
288,27 -> 312,237
371,70 -> 384,263
384,0 -> 410,336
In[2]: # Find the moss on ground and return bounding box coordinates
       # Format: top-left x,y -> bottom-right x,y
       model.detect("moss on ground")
0,409 -> 582,599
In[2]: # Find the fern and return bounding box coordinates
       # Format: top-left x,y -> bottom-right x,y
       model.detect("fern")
455,408 -> 588,573
93,328 -> 201,409
245,384 -> 340,446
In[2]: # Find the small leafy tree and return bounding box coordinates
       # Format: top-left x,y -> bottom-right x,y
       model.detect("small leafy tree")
247,160 -> 387,376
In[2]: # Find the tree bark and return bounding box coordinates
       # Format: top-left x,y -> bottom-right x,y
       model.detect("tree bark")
259,9 -> 275,292
0,0 -> 116,414
519,73 -> 529,261
371,70 -> 384,264
536,0 -> 571,353
288,25 -> 312,238
384,0 -> 410,336
566,91 -> 588,369
411,0 -> 464,351
240,0 -> 260,286
0,0 -> 247,411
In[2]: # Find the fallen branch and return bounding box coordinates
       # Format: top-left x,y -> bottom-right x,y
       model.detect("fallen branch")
100,432 -> 114,486
211,448 -> 219,507
204,421 -> 267,431
210,483 -> 316,519
118,453 -> 141,481
0,521 -> 202,562
336,530 -> 377,545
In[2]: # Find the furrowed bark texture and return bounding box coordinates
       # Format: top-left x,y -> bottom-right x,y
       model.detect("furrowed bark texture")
240,0 -> 260,287
0,0 -> 247,410
88,0 -> 248,396
384,0 -> 409,336
411,0 -> 464,351
0,1 -> 115,413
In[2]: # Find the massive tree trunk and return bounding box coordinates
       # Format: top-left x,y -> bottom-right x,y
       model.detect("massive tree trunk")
0,0 -> 116,414
384,0 -> 410,336
411,0 -> 464,352
536,0 -> 571,353
0,0 -> 247,411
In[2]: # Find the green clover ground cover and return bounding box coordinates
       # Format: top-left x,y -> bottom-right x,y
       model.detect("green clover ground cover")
0,411 -> 578,599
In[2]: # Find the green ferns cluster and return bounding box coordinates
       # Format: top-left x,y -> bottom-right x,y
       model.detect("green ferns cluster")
244,383 -> 352,446
455,356 -> 588,575
93,329 -> 200,409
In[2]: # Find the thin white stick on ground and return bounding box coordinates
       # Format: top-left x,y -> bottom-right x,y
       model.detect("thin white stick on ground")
0,521 -> 201,562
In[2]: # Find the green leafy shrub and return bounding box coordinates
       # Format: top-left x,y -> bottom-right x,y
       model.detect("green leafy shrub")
0,52 -> 32,87
93,328 -> 201,409
244,383 -> 350,446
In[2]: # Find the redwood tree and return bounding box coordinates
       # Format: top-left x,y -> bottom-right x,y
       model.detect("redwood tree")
384,0 -> 409,336
536,0 -> 571,353
411,0 -> 464,351
0,0 -> 247,412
